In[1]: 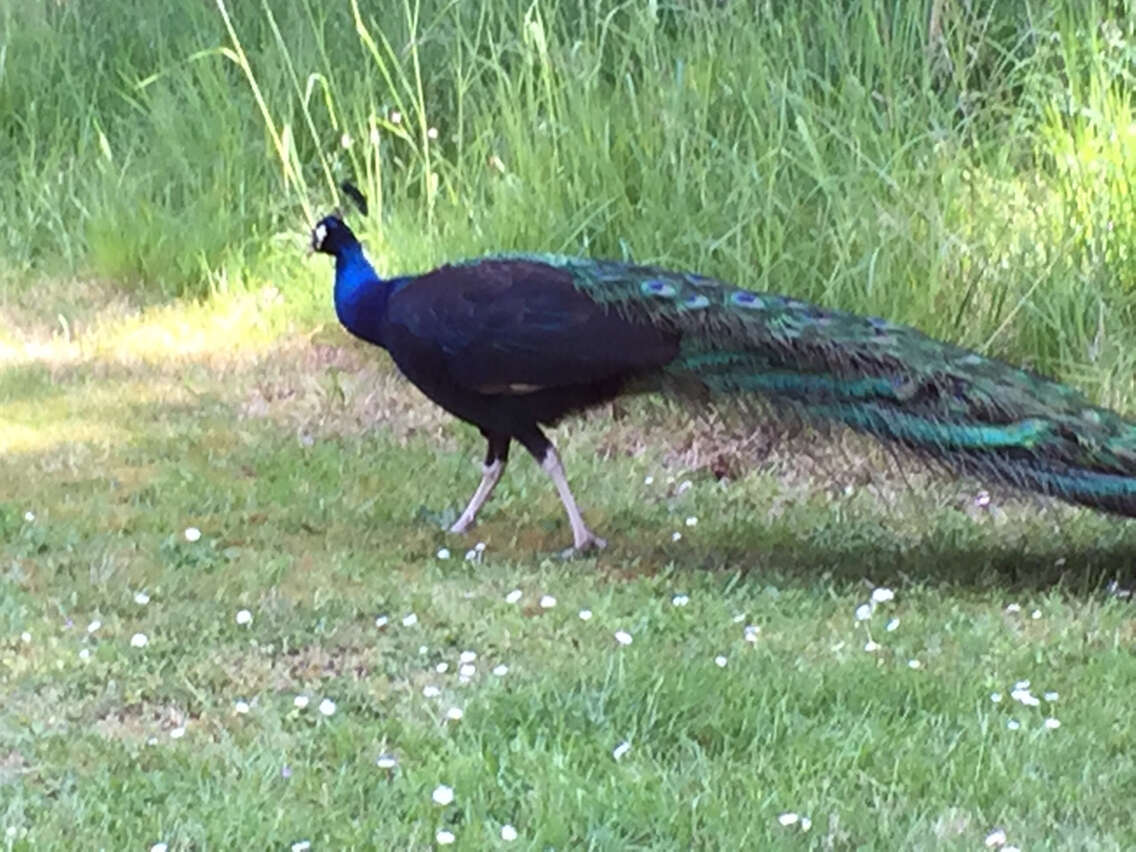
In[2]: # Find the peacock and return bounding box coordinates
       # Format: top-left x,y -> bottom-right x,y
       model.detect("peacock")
310,202 -> 1136,553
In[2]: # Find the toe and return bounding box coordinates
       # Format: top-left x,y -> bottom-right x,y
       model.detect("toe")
569,531 -> 606,554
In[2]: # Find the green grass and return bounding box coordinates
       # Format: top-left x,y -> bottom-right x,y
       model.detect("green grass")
3,297 -> 1136,849
6,0 -> 1136,847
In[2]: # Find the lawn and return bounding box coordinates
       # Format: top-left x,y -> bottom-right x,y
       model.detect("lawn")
4,0 -> 1136,848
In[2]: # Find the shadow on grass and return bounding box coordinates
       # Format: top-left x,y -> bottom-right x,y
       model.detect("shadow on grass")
678,530 -> 1136,594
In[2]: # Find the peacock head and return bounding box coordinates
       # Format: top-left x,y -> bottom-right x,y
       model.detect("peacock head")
310,213 -> 358,256
311,181 -> 369,257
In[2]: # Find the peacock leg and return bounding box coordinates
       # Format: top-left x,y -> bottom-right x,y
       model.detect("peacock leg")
513,426 -> 605,552
450,432 -> 510,533
540,446 -> 607,553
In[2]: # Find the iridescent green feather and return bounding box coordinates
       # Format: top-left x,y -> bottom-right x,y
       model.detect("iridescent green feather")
478,252 -> 1136,515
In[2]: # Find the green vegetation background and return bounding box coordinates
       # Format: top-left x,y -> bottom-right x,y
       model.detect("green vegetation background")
4,2 -> 1136,848
4,0 -> 1136,401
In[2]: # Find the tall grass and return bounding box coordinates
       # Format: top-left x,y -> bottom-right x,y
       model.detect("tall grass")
3,0 -> 1136,400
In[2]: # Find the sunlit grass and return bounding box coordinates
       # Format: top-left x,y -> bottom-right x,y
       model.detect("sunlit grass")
0,277 -> 304,372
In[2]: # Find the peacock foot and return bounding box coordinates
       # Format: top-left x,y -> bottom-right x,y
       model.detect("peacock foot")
559,530 -> 607,559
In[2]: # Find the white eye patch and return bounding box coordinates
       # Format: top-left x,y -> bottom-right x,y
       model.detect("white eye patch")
314,223 -> 328,246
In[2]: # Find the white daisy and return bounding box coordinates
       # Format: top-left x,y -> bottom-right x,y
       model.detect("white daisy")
432,784 -> 454,805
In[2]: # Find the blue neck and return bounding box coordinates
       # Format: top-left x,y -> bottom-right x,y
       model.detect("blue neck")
333,243 -> 393,348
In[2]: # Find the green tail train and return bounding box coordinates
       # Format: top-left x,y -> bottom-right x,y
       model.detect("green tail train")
508,253 -> 1136,517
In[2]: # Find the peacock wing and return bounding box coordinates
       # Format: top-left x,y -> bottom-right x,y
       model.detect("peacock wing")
384,258 -> 679,394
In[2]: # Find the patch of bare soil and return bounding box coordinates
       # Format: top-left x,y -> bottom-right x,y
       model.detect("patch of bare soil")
238,336 -> 450,446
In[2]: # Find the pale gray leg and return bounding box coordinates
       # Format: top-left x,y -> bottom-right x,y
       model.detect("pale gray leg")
450,432 -> 510,534
541,447 -> 606,552
450,458 -> 505,533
